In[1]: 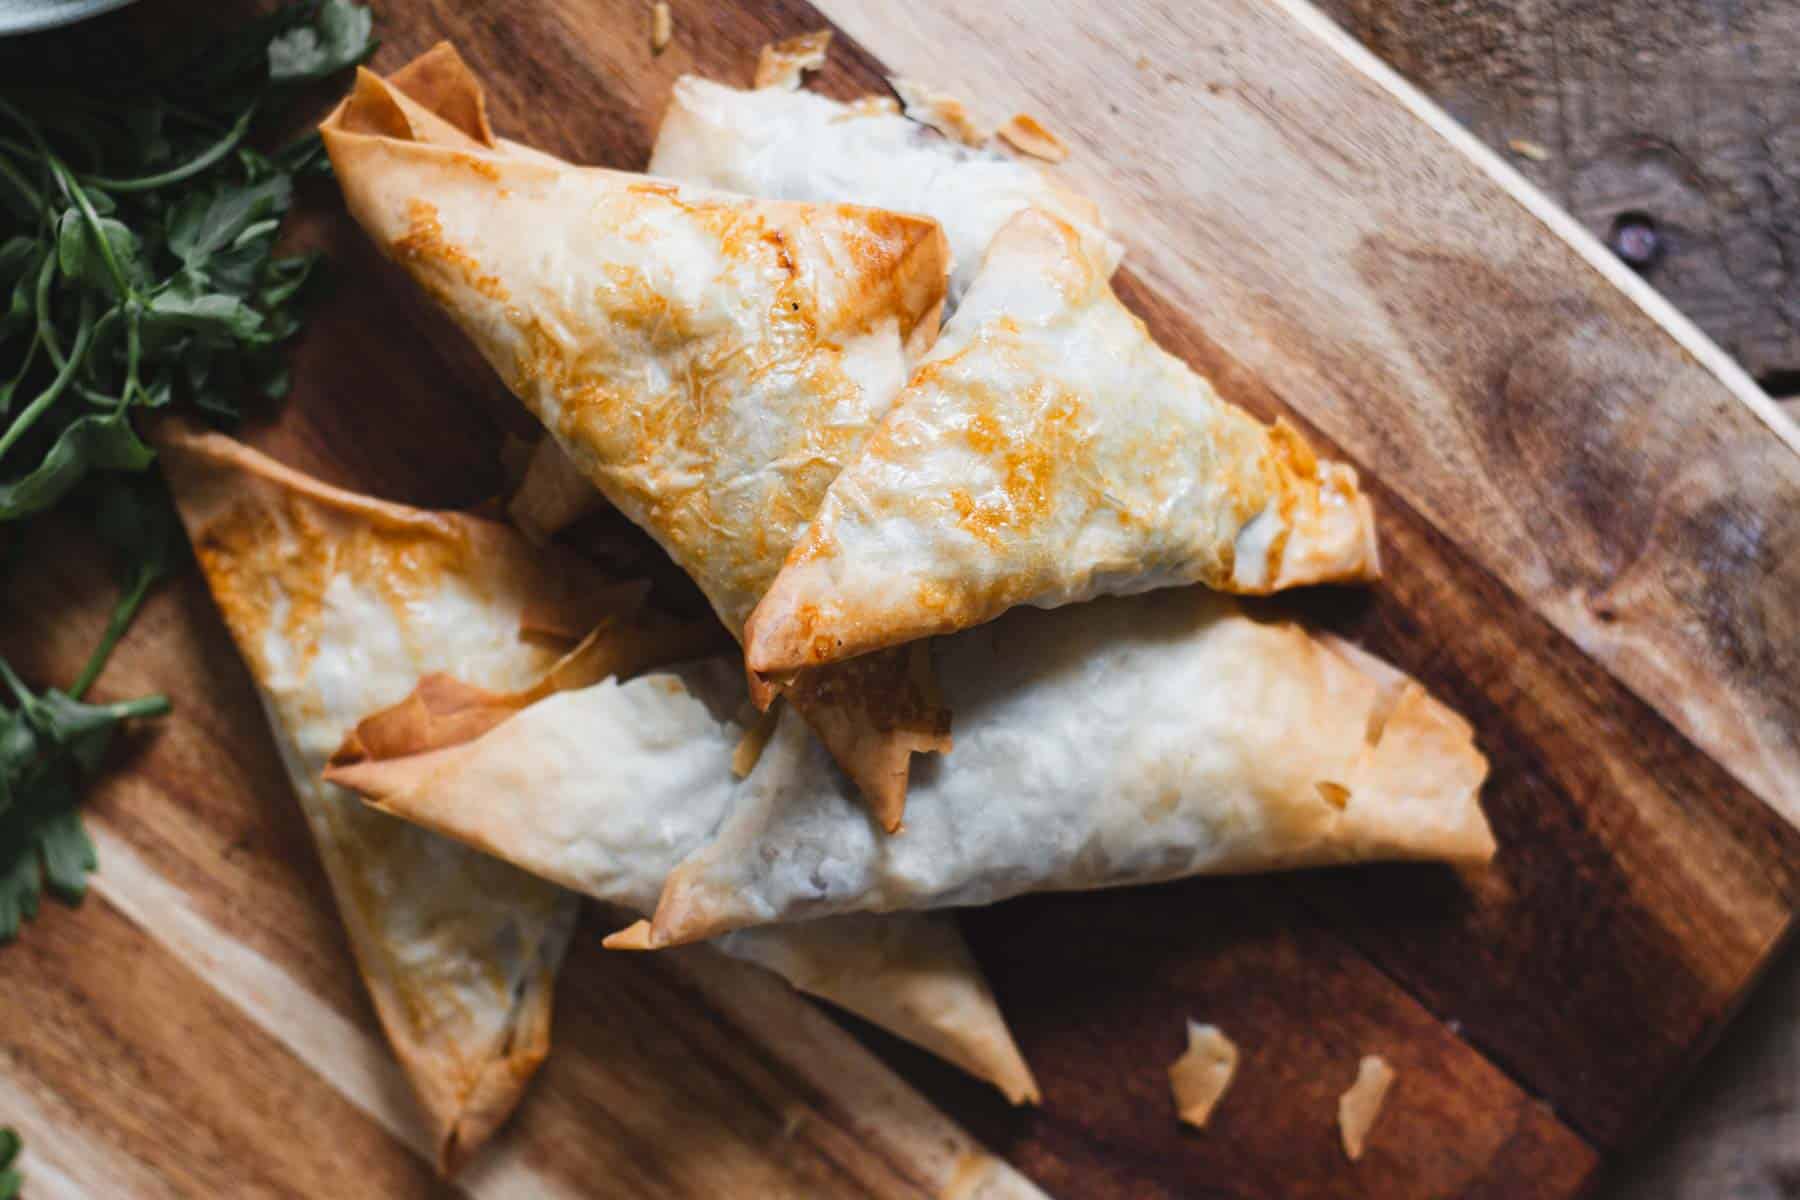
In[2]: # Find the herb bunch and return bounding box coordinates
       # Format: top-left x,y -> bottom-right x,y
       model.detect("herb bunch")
0,1 -> 374,940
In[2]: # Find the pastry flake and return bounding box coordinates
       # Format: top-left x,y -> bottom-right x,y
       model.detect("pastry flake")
754,30 -> 832,90
1339,1055 -> 1397,1161
889,75 -> 991,146
1169,1022 -> 1238,1129
997,113 -> 1069,163
650,2 -> 672,53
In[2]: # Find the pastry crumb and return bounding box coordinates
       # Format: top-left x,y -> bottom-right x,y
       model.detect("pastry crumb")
1338,1054 -> 1396,1161
650,2 -> 672,53
603,919 -> 655,950
1169,1021 -> 1238,1129
888,76 -> 990,146
755,30 -> 832,90
1507,137 -> 1550,162
997,113 -> 1068,162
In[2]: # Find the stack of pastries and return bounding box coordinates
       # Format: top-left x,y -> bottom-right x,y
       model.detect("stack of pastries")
156,42 -> 1495,1172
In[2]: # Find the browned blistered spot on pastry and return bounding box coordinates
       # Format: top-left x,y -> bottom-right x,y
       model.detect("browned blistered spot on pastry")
1260,416 -> 1327,584
950,384 -> 1083,550
914,579 -> 954,616
447,151 -> 500,182
390,198 -> 508,301
191,491 -> 472,677
190,501 -> 290,675
497,197 -> 876,629
1267,416 -> 1320,482
964,411 -> 1003,455
1316,781 -> 1351,810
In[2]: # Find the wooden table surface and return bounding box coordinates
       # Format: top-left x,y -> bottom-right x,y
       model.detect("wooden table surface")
1326,5 -> 1800,1196
2,2 -> 1796,1197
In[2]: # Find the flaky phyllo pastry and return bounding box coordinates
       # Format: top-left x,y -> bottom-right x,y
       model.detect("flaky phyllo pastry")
650,71 -> 1119,306
320,49 -> 953,830
162,427 -> 1037,1127
330,654 -> 1035,1104
157,425 -> 586,1171
331,586 -> 1494,950
746,209 -> 1381,679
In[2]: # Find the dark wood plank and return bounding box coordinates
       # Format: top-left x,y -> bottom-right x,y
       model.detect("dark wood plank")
946,880 -> 1598,1200
1317,0 -> 1800,383
1119,272 -> 1800,1147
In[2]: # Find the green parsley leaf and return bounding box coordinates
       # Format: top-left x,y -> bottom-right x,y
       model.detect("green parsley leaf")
0,0 -> 372,946
166,175 -> 293,270
0,410 -> 154,521
55,209 -> 147,300
145,273 -> 266,344
0,708 -> 35,818
36,787 -> 97,902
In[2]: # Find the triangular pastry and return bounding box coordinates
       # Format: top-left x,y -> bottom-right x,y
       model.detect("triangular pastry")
158,425 -> 596,1171
330,656 -> 1035,1105
160,427 -> 1036,1109
746,210 -> 1380,678
330,586 -> 1491,951
321,52 -> 954,830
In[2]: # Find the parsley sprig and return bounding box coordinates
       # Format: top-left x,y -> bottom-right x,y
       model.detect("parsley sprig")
0,1 -> 373,940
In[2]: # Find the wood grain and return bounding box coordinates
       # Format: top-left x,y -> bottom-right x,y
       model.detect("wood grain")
0,531 -> 1047,1200
1117,274 -> 1800,1146
2,0 -> 1796,1197
1318,0 -> 1800,384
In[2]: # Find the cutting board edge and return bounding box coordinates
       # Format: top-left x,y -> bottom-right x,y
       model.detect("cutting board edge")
1268,0 -> 1800,463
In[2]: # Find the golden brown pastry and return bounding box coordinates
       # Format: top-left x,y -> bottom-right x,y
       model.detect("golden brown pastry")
331,586 -> 1493,951
321,49 -> 954,829
746,209 -> 1381,681
165,427 -> 1038,1117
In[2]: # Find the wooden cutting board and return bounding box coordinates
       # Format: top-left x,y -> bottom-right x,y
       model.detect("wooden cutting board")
4,1 -> 1797,1196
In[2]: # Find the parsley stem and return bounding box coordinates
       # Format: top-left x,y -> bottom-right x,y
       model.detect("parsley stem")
50,159 -> 136,302
1,329 -> 39,411
0,658 -> 30,707
122,304 -> 143,408
70,574 -> 155,699
0,262 -> 95,464
79,101 -> 257,194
